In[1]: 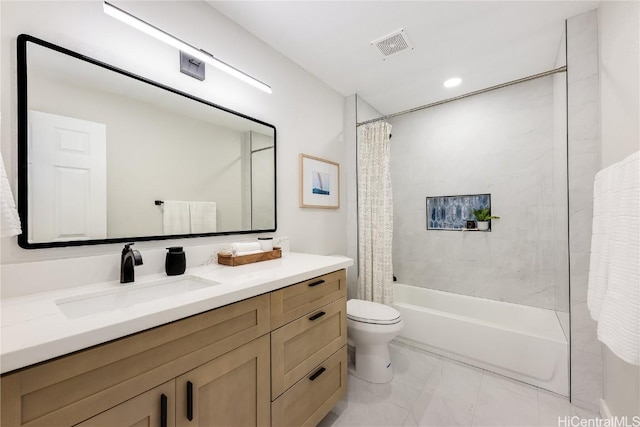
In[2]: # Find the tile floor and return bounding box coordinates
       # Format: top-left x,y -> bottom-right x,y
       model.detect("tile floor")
318,342 -> 599,427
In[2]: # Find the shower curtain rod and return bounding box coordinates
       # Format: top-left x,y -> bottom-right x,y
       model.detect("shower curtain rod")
356,66 -> 567,127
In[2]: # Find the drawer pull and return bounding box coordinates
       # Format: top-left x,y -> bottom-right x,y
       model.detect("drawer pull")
308,311 -> 326,321
161,394 -> 168,427
309,367 -> 326,381
187,381 -> 194,421
308,279 -> 326,287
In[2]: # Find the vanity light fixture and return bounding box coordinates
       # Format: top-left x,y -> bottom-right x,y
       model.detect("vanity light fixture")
103,1 -> 272,93
443,77 -> 462,88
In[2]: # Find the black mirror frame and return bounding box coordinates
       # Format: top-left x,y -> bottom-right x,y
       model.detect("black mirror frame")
16,34 -> 277,249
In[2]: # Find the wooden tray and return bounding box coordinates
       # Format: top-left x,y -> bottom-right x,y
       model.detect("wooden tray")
217,247 -> 282,267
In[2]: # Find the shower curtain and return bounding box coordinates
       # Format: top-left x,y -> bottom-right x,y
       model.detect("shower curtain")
357,121 -> 393,305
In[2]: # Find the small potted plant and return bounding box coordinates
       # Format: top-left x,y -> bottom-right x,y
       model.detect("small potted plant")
472,208 -> 499,231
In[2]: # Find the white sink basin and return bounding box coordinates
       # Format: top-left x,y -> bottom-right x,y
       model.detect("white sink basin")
55,276 -> 220,319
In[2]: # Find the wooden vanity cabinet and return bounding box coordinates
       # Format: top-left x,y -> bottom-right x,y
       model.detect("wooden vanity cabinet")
272,348 -> 347,427
271,297 -> 347,398
175,335 -> 270,427
74,336 -> 271,427
75,380 -> 176,427
1,269 -> 348,427
271,270 -> 348,427
270,270 -> 346,330
0,294 -> 271,427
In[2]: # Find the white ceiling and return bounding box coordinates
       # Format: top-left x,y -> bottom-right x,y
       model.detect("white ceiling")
207,1 -> 598,116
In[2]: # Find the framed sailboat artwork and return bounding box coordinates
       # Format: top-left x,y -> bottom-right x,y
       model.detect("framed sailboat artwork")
299,154 -> 340,209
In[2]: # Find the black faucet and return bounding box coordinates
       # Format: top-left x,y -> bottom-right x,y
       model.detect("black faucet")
121,243 -> 143,284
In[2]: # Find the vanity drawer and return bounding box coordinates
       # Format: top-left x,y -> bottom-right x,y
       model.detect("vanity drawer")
271,297 -> 347,398
1,294 -> 270,427
272,346 -> 347,427
270,269 -> 346,329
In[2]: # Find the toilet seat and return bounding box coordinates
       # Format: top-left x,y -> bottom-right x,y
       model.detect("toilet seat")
347,299 -> 402,325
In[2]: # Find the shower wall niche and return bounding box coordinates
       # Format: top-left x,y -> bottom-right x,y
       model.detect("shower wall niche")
390,74 -> 569,312
426,194 -> 492,230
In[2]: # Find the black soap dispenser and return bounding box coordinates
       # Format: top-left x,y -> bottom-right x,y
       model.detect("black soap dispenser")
165,247 -> 186,276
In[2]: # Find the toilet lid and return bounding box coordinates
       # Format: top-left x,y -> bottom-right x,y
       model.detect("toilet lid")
347,299 -> 402,325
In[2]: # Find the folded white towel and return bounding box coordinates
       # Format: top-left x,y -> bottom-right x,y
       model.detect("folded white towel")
235,249 -> 264,257
1,152 -> 21,237
588,164 -> 615,319
162,201 -> 190,235
231,242 -> 261,255
588,151 -> 639,366
190,202 -> 217,233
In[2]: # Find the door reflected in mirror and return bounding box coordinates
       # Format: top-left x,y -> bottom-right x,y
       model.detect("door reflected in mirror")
18,35 -> 276,248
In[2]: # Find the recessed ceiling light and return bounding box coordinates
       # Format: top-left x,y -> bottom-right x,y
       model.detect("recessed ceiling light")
443,77 -> 462,88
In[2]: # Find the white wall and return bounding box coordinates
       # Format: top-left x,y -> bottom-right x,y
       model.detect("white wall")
566,9 -> 603,413
0,1 -> 346,297
388,76 -> 568,311
597,0 -> 640,418
553,26 -> 570,338
344,95 -> 357,299
599,1 -> 640,169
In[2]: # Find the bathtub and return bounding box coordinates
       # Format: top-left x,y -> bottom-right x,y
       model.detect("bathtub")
393,284 -> 569,396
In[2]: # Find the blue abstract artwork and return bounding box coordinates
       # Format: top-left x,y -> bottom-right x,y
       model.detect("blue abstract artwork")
426,194 -> 491,230
312,171 -> 330,195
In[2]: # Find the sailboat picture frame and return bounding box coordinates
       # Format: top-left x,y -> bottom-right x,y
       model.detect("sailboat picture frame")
299,154 -> 340,209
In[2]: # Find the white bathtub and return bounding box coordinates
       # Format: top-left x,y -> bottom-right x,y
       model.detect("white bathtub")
393,284 -> 569,396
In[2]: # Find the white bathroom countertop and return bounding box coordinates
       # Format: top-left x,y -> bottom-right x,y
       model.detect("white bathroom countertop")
0,252 -> 353,374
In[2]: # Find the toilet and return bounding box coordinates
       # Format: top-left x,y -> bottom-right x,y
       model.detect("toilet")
346,299 -> 404,383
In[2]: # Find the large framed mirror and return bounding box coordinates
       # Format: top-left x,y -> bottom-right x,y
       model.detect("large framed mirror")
17,34 -> 276,249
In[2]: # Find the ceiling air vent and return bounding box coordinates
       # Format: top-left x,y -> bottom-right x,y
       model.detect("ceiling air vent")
371,29 -> 413,59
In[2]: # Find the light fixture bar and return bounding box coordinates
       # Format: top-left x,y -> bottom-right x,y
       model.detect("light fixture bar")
103,1 -> 272,93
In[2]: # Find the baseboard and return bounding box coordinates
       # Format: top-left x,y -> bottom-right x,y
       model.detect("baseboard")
600,399 -> 613,419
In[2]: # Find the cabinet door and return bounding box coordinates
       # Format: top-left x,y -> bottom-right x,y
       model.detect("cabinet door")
176,335 -> 270,427
75,380 -> 175,427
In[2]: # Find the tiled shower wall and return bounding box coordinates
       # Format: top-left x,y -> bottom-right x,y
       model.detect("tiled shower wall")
389,74 -> 569,312
344,8 -> 603,413
567,10 -> 603,412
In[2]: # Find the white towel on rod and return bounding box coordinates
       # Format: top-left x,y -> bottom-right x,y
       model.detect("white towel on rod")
162,201 -> 190,235
0,152 -> 21,237
190,202 -> 217,233
587,151 -> 639,366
